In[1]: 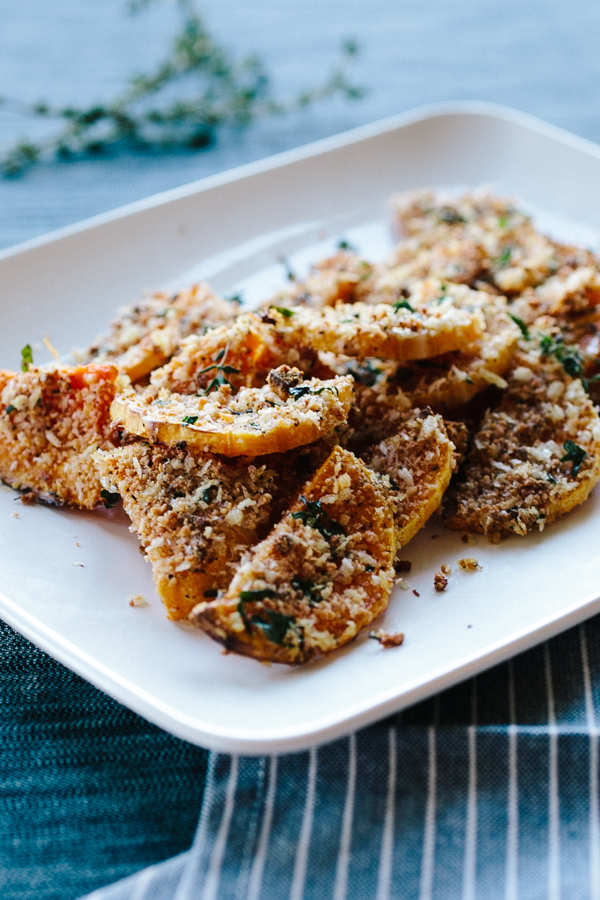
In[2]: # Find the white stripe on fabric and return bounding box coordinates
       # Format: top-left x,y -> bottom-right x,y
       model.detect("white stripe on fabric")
201,755 -> 239,900
580,623 -> 600,900
289,748 -> 317,900
505,658 -> 519,900
419,727 -> 437,900
130,865 -> 157,900
462,726 -> 477,900
545,643 -> 560,900
174,753 -> 218,900
246,756 -> 278,900
376,728 -> 397,900
332,735 -> 356,900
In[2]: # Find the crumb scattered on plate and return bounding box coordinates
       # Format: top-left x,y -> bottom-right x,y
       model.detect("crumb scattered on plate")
369,629 -> 404,648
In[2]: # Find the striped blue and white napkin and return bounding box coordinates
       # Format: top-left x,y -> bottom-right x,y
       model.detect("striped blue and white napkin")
80,619 -> 600,900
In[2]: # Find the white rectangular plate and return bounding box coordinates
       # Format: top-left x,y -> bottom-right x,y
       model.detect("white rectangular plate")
2,102 -> 600,755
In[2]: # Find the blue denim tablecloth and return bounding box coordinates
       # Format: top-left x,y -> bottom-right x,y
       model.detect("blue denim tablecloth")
3,2 -> 600,897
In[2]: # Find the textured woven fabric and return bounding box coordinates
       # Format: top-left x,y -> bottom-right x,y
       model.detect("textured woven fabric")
75,617 -> 600,900
2,613 -> 600,899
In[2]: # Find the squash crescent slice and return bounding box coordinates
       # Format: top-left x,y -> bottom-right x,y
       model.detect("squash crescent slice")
0,364 -> 118,508
190,446 -> 396,664
111,370 -> 353,457
271,299 -> 485,361
363,410 -> 455,548
443,349 -> 600,540
94,442 -> 282,619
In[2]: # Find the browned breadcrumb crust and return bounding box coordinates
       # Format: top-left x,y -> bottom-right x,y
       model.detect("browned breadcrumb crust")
433,572 -> 448,591
111,368 -> 354,456
444,347 -> 600,540
397,288 -> 520,412
0,364 -> 118,507
83,283 -> 235,382
150,313 -> 318,395
391,189 -> 576,295
362,410 -> 455,548
269,298 -> 485,362
369,629 -> 404,648
458,558 -> 481,570
190,446 -> 396,664
95,441 -> 281,619
270,251 -> 377,310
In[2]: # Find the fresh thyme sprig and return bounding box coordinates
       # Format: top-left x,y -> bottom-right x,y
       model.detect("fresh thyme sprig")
0,0 -> 364,177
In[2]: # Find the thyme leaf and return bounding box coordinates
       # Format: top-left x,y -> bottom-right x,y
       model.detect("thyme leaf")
561,439 -> 587,476
182,415 -> 198,424
20,344 -> 33,372
1,3 -> 364,177
291,496 -> 345,540
393,299 -> 414,313
508,313 -> 530,339
100,488 -> 121,508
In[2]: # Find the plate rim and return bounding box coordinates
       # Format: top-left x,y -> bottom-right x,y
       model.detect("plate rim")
3,102 -> 600,754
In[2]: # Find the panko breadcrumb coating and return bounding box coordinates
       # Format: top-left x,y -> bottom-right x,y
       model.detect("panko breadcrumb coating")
150,313 -> 318,395
391,189 -> 569,295
95,441 -> 282,619
397,290 -> 520,411
270,251 -> 377,310
111,367 -> 354,456
443,346 -> 600,540
84,283 -> 235,382
190,446 -> 396,664
269,298 -> 485,362
0,364 -> 118,507
363,410 -> 455,548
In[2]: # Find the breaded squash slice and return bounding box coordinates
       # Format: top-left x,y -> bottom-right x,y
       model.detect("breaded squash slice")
84,283 -> 235,382
95,442 -> 281,619
391,189 -> 564,295
190,446 -> 396,664
0,364 -> 118,507
111,367 -> 353,456
397,293 -> 520,411
367,239 -> 485,299
443,348 -> 600,540
363,410 -> 455,547
270,251 -> 377,309
150,312 -> 318,394
269,297 -> 485,361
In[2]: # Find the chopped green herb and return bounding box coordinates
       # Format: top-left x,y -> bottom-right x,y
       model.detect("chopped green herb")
292,496 -> 346,540
239,588 -> 278,603
270,306 -> 294,318
492,246 -> 512,269
540,334 -> 585,378
100,489 -> 121,509
347,360 -> 381,387
250,610 -> 295,645
337,238 -> 357,251
226,293 -> 243,305
438,207 -> 465,224
561,439 -> 587,476
5,405 -> 15,414
291,575 -> 324,605
197,347 -> 241,394
582,373 -> 600,395
498,216 -> 508,228
182,415 -> 198,425
509,314 -> 530,340
547,473 -> 557,484
288,384 -> 331,401
202,484 -> 218,504
20,344 -> 33,372
393,299 -> 414,314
